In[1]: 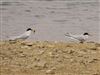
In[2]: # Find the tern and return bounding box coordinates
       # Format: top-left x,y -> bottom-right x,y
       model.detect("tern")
9,28 -> 35,41
65,32 -> 90,43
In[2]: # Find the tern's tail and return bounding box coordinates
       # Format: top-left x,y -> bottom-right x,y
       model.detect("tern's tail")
64,33 -> 71,37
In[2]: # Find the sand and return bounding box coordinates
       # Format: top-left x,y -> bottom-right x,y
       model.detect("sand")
0,41 -> 100,75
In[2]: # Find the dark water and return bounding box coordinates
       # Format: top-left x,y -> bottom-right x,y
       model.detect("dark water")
0,0 -> 99,42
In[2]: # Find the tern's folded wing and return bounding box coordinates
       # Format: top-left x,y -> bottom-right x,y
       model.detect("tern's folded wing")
9,33 -> 29,40
72,35 -> 85,41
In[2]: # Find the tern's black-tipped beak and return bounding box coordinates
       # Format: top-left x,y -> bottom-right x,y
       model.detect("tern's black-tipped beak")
26,28 -> 35,33
33,30 -> 36,33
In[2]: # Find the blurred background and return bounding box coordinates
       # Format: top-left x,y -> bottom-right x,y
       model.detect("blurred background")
0,0 -> 99,42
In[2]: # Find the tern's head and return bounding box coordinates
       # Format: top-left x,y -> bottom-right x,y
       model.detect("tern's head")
83,33 -> 89,36
26,28 -> 35,33
27,28 -> 32,31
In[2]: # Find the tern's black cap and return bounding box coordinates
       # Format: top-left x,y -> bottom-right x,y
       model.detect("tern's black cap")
83,33 -> 89,35
26,28 -> 32,31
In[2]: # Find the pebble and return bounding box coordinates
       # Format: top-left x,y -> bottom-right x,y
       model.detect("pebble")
21,46 -> 31,49
46,69 -> 55,74
46,67 -> 56,74
70,58 -> 75,63
21,42 -> 33,46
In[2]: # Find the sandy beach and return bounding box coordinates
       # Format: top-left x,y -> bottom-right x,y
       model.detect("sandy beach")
0,41 -> 100,75
0,0 -> 100,75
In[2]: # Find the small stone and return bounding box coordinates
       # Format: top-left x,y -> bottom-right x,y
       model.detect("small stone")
46,69 -> 55,74
21,46 -> 31,49
48,52 -> 53,57
26,42 -> 33,46
21,41 -> 33,46
70,59 -> 75,63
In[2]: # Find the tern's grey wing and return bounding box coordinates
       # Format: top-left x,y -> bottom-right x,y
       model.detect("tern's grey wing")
72,35 -> 85,41
9,33 -> 29,40
65,33 -> 71,37
16,33 -> 29,40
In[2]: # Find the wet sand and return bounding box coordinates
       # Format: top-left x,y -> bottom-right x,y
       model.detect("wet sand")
0,41 -> 100,75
